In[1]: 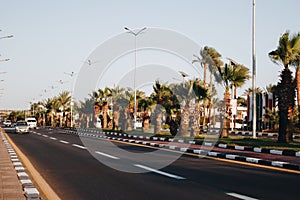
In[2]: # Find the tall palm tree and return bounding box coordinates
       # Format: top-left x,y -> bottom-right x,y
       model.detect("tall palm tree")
228,61 -> 251,129
276,68 -> 295,142
290,33 -> 300,124
191,79 -> 208,135
269,31 -> 299,143
229,63 -> 251,99
193,46 -> 223,128
77,97 -> 95,128
43,98 -> 55,126
215,63 -> 233,138
57,91 -> 71,127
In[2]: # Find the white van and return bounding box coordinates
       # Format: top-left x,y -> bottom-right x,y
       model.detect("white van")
26,118 -> 37,129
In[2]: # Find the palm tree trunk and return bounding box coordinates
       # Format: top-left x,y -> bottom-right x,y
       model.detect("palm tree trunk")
192,103 -> 200,136
202,64 -> 208,129
278,110 -> 287,143
234,86 -> 237,130
207,73 -> 213,125
221,91 -> 230,138
179,103 -> 190,137
153,107 -> 162,134
296,67 -> 300,125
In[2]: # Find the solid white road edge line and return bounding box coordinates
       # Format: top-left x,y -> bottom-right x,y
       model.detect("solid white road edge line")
59,140 -> 69,144
95,151 -> 120,159
226,192 -> 258,200
72,144 -> 87,149
134,164 -> 186,180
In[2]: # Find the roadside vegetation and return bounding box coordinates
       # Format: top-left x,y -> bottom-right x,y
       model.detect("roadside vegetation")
5,30 -> 300,147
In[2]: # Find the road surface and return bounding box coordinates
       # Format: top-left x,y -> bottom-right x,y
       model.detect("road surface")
6,128 -> 300,200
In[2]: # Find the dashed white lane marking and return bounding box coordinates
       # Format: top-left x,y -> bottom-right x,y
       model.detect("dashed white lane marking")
134,164 -> 186,180
72,144 -> 87,150
59,140 -> 69,144
95,151 -> 120,160
49,137 -> 57,140
42,135 -> 48,138
226,192 -> 258,200
36,133 -> 41,135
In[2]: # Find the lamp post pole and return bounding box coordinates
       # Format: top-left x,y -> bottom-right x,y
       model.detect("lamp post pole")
64,72 -> 76,127
124,27 -> 147,129
252,0 -> 257,138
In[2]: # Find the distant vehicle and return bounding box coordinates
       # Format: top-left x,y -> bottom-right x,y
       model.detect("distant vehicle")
3,120 -> 12,127
15,121 -> 29,134
25,117 -> 37,129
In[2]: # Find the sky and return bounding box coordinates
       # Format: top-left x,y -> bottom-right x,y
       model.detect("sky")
0,0 -> 300,110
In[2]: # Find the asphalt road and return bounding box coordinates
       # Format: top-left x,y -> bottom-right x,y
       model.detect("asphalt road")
5,128 -> 300,200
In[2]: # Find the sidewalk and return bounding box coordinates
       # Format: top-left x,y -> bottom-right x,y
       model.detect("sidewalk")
0,131 -> 25,200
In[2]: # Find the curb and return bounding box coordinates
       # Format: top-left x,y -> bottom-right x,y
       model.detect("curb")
64,128 -> 300,158
61,128 -> 300,172
230,131 -> 300,140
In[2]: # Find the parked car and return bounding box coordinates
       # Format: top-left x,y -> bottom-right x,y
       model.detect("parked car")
25,117 -> 37,129
3,120 -> 12,127
15,121 -> 30,134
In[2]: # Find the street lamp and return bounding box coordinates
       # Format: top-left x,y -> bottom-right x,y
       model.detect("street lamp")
64,71 -> 77,127
124,27 -> 147,129
0,35 -> 13,40
179,71 -> 189,83
252,0 -> 257,139
0,59 -> 9,62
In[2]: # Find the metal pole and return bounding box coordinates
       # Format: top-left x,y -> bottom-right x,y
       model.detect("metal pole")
133,36 -> 137,129
70,99 -> 73,127
124,27 -> 146,130
252,0 -> 257,138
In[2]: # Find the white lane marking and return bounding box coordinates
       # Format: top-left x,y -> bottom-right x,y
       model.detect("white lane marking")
95,151 -> 120,159
59,140 -> 69,144
226,192 -> 258,200
72,144 -> 87,149
36,133 -> 41,135
50,137 -> 57,140
42,135 -> 49,138
134,164 -> 185,180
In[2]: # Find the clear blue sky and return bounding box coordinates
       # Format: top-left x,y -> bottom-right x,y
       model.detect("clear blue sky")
0,0 -> 299,110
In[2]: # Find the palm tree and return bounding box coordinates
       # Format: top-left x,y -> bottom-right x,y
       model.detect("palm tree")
77,97 -> 95,128
276,68 -> 295,142
243,87 -> 263,95
193,46 -> 223,129
228,61 -> 251,129
265,84 -> 277,93
229,63 -> 251,99
151,81 -> 172,134
269,31 -> 299,143
170,81 -> 193,137
57,91 -> 71,127
215,63 -> 233,138
43,98 -> 55,126
290,33 -> 300,124
191,79 -> 208,135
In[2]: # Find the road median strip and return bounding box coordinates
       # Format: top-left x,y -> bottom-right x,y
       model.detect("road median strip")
61,128 -> 300,172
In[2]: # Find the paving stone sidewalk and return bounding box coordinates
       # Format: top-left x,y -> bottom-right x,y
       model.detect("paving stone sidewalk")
0,131 -> 25,200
